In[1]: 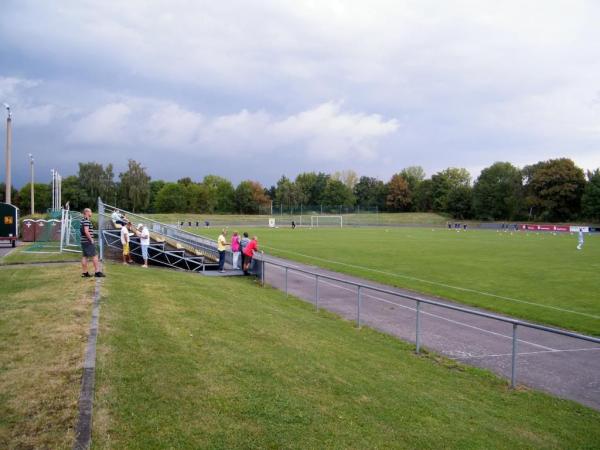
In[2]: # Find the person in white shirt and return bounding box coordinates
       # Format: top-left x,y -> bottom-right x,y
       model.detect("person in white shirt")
120,222 -> 132,264
577,228 -> 585,250
137,223 -> 151,267
112,209 -> 127,226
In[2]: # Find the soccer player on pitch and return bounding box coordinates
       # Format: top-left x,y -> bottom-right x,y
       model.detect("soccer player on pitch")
577,228 -> 584,250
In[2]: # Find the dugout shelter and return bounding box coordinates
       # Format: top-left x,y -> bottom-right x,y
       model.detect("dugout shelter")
0,202 -> 19,247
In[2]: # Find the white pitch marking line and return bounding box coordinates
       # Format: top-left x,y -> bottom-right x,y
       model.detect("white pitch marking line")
455,347 -> 600,360
276,265 -> 557,352
264,245 -> 600,320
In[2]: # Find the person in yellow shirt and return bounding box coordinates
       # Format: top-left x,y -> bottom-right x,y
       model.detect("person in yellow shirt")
217,229 -> 228,272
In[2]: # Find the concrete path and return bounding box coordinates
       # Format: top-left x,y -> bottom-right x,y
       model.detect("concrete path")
260,255 -> 600,411
0,241 -> 19,258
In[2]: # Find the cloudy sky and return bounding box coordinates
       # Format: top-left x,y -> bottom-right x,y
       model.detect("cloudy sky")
1,0 -> 599,188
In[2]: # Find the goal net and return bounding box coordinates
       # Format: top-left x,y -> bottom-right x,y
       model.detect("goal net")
60,209 -> 83,253
310,215 -> 343,228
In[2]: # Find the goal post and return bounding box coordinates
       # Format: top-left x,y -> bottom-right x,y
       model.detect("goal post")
310,215 -> 343,228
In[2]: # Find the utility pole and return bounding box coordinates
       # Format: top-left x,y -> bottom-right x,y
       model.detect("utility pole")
3,103 -> 11,204
29,153 -> 34,214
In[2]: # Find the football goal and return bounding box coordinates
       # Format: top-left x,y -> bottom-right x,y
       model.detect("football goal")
310,215 -> 343,228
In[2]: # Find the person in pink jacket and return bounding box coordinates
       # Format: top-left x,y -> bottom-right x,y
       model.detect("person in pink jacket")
231,231 -> 241,269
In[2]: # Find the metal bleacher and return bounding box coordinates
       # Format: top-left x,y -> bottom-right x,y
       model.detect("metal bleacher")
98,200 -> 223,272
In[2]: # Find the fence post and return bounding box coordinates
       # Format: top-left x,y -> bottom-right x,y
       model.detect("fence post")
356,285 -> 362,328
261,259 -> 265,287
285,267 -> 288,297
315,275 -> 319,311
415,300 -> 421,354
511,324 -> 518,388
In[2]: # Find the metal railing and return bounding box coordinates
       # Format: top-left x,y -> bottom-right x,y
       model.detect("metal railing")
98,200 -> 220,261
253,254 -> 600,389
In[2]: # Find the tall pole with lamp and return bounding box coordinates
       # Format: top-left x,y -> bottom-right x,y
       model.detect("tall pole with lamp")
29,153 -> 34,214
3,103 -> 11,204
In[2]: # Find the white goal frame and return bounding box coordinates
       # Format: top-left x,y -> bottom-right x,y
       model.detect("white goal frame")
310,215 -> 343,228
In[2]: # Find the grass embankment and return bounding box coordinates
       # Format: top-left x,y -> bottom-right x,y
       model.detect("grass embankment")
195,227 -> 600,335
0,243 -> 81,265
148,212 -> 449,227
93,264 -> 600,449
0,264 -> 94,448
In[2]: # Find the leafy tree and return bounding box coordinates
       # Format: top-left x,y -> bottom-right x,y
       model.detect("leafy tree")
294,172 -> 329,206
321,179 -> 355,207
185,183 -> 210,213
265,185 -> 277,201
331,169 -> 359,190
413,179 -> 434,211
399,166 -> 426,193
354,176 -> 387,209
149,180 -> 166,213
431,168 -> 471,212
154,183 -> 187,213
472,162 -> 523,220
177,177 -> 194,186
581,169 -> 600,221
17,183 -> 52,214
0,183 -> 19,206
203,175 -> 235,213
524,158 -> 585,221
77,162 -> 116,207
118,159 -> 151,212
61,176 -> 83,211
235,180 -> 269,214
274,175 -> 298,207
386,174 -> 412,211
446,185 -> 473,219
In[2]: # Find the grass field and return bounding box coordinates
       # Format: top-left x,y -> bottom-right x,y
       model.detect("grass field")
0,244 -> 81,265
147,212 -> 451,227
192,227 -> 600,336
92,263 -> 600,449
2,258 -> 599,448
0,264 -> 93,448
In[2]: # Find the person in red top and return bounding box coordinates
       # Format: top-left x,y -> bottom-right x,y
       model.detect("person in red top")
242,236 -> 259,275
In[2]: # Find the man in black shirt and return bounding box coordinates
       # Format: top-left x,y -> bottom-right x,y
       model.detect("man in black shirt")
80,208 -> 105,278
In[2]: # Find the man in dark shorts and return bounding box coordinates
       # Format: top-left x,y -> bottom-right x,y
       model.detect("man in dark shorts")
242,235 -> 259,276
81,208 -> 105,278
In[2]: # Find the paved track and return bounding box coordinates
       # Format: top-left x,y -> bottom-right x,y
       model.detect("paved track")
260,255 -> 600,411
0,242 -> 19,258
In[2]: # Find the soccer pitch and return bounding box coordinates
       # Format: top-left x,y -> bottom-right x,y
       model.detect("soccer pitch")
208,226 -> 600,335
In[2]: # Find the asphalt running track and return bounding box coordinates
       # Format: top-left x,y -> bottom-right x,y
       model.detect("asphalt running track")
259,254 -> 600,411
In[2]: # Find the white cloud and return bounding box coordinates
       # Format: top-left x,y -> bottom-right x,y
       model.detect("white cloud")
68,102 -> 132,144
66,98 -> 399,162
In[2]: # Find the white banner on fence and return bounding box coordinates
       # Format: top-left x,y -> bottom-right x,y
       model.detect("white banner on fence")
570,226 -> 589,233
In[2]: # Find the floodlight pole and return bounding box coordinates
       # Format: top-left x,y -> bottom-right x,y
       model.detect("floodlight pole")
29,154 -> 34,214
4,104 -> 12,204
51,169 -> 55,210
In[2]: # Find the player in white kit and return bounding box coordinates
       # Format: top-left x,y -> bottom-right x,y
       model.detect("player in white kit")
577,228 -> 584,250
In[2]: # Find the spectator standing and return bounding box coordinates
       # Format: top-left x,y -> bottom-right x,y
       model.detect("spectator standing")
120,221 -> 132,265
240,232 -> 250,272
138,223 -> 150,267
217,229 -> 228,272
243,236 -> 259,275
231,231 -> 241,270
80,208 -> 105,278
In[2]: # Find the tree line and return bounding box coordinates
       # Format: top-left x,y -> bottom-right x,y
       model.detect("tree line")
2,158 -> 599,221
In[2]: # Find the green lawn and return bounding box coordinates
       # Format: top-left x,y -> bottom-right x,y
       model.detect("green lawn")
0,243 -> 81,265
0,264 -> 93,448
194,227 -> 600,335
91,264 -> 600,449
